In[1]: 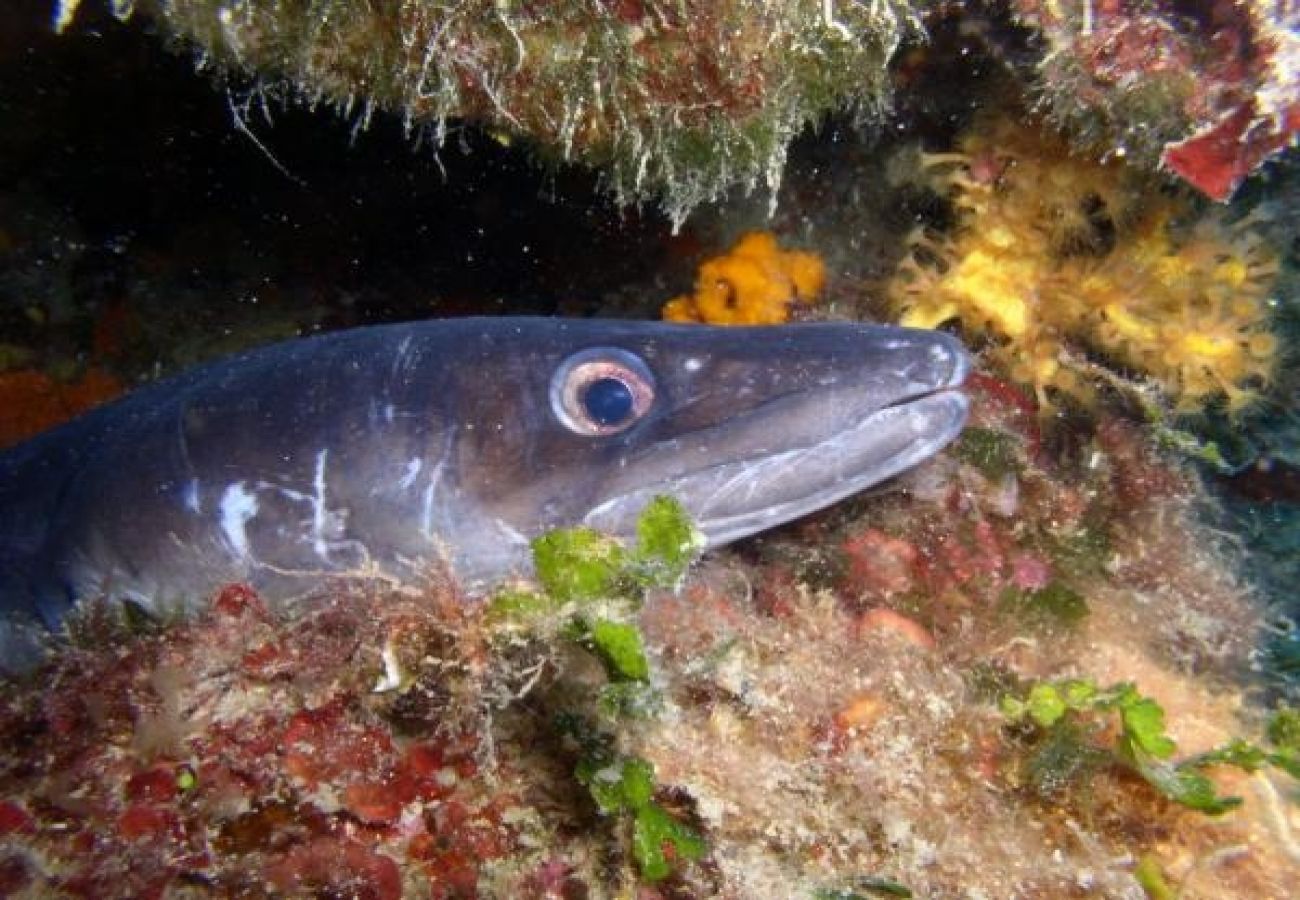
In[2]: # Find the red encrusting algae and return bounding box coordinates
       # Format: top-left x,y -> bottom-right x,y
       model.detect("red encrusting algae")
0,367 -> 122,449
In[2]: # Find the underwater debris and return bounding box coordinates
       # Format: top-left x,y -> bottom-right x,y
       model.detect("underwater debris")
65,0 -> 923,226
888,118 -> 1281,412
661,231 -> 826,325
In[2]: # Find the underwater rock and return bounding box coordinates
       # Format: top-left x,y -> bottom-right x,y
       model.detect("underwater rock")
63,0 -> 922,227
48,2 -> 1298,225
1011,0 -> 1300,200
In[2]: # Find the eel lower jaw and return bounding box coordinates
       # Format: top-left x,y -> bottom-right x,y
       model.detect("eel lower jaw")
582,387 -> 970,547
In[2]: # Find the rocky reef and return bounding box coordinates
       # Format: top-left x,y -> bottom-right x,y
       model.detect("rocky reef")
60,0 -> 921,227
1009,0 -> 1300,202
51,1 -> 1300,223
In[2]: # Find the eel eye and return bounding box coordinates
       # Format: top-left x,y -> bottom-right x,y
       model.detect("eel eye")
550,348 -> 656,436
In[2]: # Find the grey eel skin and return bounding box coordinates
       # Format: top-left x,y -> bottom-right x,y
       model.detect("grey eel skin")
0,317 -> 970,671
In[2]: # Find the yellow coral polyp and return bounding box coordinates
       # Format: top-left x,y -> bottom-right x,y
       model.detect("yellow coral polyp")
662,231 -> 826,325
899,299 -> 959,332
945,250 -> 1033,338
1179,331 -> 1237,360
1102,304 -> 1158,345
1248,333 -> 1277,358
1213,258 -> 1250,290
886,118 -> 1280,413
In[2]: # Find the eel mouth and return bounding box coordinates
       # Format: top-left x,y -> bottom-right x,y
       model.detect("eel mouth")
583,332 -> 971,545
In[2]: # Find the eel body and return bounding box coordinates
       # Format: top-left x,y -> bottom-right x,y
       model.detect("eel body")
0,317 -> 969,669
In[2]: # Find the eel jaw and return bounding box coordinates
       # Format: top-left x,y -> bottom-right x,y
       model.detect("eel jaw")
582,383 -> 970,548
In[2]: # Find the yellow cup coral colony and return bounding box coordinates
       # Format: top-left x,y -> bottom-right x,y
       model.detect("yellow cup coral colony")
662,231 -> 826,325
889,120 -> 1280,412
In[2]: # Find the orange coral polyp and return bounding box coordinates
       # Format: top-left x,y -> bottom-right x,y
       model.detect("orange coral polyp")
661,231 -> 826,325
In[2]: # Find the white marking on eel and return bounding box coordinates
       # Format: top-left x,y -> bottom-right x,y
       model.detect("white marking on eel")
218,482 -> 259,559
183,478 -> 202,514
419,481 -> 438,540
419,432 -> 455,541
397,457 -> 423,491
311,449 -> 329,559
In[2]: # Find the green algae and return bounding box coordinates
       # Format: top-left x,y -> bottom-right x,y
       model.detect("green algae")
526,494 -> 701,607
630,799 -> 708,881
1002,680 -> 1244,812
634,494 -> 705,583
578,753 -> 656,815
1268,707 -> 1300,753
532,526 -> 630,603
496,496 -> 707,883
962,661 -> 1024,705
563,716 -> 707,882
1264,707 -> 1300,779
1134,854 -> 1176,900
580,618 -> 651,682
486,587 -> 565,620
999,581 -> 1089,629
815,875 -> 914,899
1001,679 -> 1300,815
1038,518 -> 1112,583
952,426 -> 1023,479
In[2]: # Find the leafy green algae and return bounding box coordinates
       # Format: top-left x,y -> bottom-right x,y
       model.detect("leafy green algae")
634,494 -> 704,582
1268,706 -> 1300,753
1134,854 -> 1176,900
581,618 -> 651,682
532,526 -> 629,603
1002,679 -> 1300,815
523,494 -> 702,609
564,719 -> 707,882
629,796 -> 708,881
497,496 -> 707,882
